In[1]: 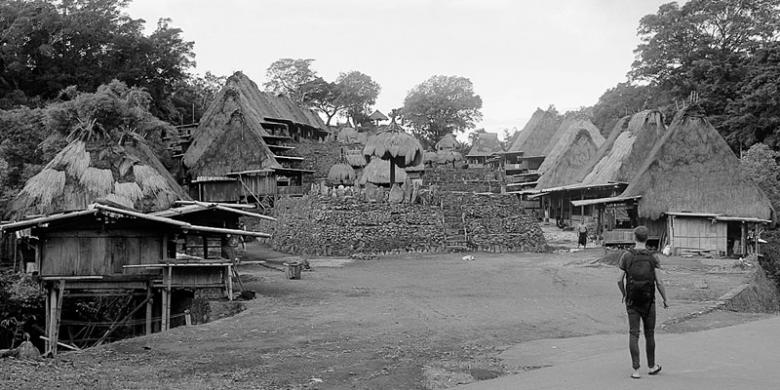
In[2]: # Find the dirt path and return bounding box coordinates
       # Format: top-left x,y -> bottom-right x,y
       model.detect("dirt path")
0,248 -> 757,389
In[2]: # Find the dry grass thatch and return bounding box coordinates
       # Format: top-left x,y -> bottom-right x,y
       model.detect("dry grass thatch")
536,130 -> 601,189
508,108 -> 563,154
622,104 -> 773,220
328,163 -> 356,185
536,118 -> 604,176
183,71 -> 323,175
363,120 -> 423,167
424,150 -> 438,165
359,158 -> 408,185
337,126 -> 359,144
436,150 -> 463,164
581,110 -> 666,185
435,133 -> 458,151
368,110 -> 388,121
466,131 -> 503,157
345,150 -> 367,168
7,135 -> 188,218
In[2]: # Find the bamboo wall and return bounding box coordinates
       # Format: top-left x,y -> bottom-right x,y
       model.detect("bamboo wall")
671,217 -> 727,254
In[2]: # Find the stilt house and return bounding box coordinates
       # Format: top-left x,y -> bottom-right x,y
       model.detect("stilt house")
183,72 -> 328,203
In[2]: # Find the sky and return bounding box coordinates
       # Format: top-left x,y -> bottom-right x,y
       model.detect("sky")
126,0 -> 672,140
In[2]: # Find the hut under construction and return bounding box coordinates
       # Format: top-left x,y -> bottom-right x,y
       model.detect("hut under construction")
573,105 -> 773,255
183,71 -> 328,203
1,135 -> 273,355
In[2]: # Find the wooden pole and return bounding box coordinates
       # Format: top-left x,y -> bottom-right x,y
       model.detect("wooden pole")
166,266 -> 172,330
44,284 -> 51,353
227,265 -> 234,301
145,283 -> 153,336
50,280 -> 65,356
389,159 -> 396,194
740,222 -> 747,256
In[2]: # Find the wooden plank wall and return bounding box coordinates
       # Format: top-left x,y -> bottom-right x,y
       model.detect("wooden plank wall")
672,218 -> 727,254
200,182 -> 241,203
41,231 -> 163,276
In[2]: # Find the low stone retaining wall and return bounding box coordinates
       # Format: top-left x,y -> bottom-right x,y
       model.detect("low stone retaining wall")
263,193 -> 547,256
719,266 -> 779,312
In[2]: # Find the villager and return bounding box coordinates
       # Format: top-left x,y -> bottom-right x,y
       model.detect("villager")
617,226 -> 669,379
577,222 -> 588,248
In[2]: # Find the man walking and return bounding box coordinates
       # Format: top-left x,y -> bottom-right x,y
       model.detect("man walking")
617,226 -> 669,379
577,221 -> 588,248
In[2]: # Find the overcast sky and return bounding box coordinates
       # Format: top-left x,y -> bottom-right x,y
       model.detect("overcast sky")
127,0 -> 672,139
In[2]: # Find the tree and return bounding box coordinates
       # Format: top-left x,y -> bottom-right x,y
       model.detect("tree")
0,0 -> 195,121
169,71 -> 226,125
263,58 -> 320,104
401,75 -> 483,148
740,143 -> 780,210
308,71 -> 381,126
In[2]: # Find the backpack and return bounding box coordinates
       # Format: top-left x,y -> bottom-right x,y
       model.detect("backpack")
624,249 -> 656,306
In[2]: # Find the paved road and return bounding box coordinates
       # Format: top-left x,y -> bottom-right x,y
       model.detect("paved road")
456,316 -> 780,390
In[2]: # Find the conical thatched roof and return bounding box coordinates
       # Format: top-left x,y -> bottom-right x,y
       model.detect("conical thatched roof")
327,163 -> 355,185
423,150 -> 438,165
359,158 -> 407,185
466,131 -> 503,157
344,149 -> 367,168
580,110 -> 666,185
622,105 -> 773,220
183,72 -> 284,176
536,118 -> 604,176
363,120 -> 423,167
7,134 -> 187,218
536,130 -> 601,189
508,108 -> 563,154
369,110 -> 388,121
435,133 -> 458,151
337,125 -> 359,144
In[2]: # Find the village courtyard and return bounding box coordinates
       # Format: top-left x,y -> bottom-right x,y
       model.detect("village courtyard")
1,226 -> 773,390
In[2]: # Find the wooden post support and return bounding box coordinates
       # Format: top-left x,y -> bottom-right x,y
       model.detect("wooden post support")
161,287 -> 168,332
166,266 -> 172,331
145,283 -> 153,336
227,264 -> 234,301
49,280 -> 65,356
44,284 -> 51,353
184,310 -> 192,326
740,222 -> 747,256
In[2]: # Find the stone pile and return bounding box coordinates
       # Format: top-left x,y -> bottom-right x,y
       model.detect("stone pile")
424,167 -> 502,192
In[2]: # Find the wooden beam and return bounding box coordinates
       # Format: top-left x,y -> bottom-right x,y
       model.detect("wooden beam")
94,204 -> 189,227
0,209 -> 97,231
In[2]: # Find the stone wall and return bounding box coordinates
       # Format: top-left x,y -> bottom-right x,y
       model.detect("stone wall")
262,193 -> 547,256
288,139 -> 344,187
720,265 -> 779,312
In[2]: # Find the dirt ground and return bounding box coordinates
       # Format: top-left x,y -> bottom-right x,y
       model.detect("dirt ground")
1,231 -> 766,390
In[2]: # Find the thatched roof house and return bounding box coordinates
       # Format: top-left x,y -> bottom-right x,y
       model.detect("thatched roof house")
7,134 -> 187,219
622,105 -> 772,221
435,133 -> 458,151
535,129 -> 602,189
369,110 -> 389,122
183,71 -> 326,177
466,131 -> 503,158
536,117 -> 604,178
580,110 -> 666,186
508,108 -> 563,154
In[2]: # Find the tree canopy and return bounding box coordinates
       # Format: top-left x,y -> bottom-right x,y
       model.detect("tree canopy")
740,142 -> 780,211
307,71 -> 381,126
591,0 -> 780,150
0,0 -> 195,121
401,75 -> 483,148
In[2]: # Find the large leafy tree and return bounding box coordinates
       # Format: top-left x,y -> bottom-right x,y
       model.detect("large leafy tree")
308,71 -> 381,126
263,58 -> 320,104
169,71 -> 226,125
740,143 -> 780,210
401,75 -> 483,148
0,0 -> 194,120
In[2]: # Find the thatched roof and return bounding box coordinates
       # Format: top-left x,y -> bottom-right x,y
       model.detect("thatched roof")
435,133 -> 458,151
327,163 -> 356,185
359,158 -> 407,184
337,125 -> 359,144
436,150 -> 463,164
363,120 -> 423,167
466,131 -> 503,157
7,135 -> 188,219
183,72 -> 284,176
536,118 -> 604,176
536,129 -> 602,189
508,108 -> 563,154
369,110 -> 388,121
345,149 -> 367,168
581,110 -> 666,185
621,105 -> 773,220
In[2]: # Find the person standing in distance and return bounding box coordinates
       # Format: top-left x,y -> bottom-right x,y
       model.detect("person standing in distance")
617,226 -> 669,379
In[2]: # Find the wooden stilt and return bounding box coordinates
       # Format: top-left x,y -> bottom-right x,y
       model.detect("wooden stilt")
740,222 -> 747,256
145,283 -> 153,336
166,266 -> 172,331
161,288 -> 168,332
227,264 -> 233,301
44,284 -> 51,353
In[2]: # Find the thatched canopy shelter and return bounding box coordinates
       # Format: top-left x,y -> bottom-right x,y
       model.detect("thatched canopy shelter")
337,124 -> 359,144
535,129 -> 601,189
435,133 -> 458,151
7,134 -> 187,219
363,119 -> 422,188
345,149 -> 367,168
622,105 -> 773,221
508,108 -> 563,154
466,131 -> 503,158
436,150 -> 463,165
359,159 -> 407,185
580,110 -> 666,185
536,118 -> 604,177
327,163 -> 356,185
423,150 -> 438,166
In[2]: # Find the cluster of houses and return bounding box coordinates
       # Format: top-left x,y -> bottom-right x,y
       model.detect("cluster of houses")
0,69 -> 773,354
